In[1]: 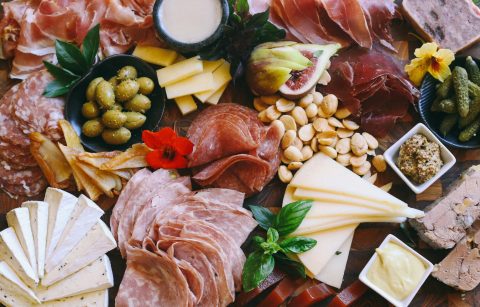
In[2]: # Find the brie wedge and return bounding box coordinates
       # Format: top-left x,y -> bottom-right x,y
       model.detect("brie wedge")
46,195 -> 104,273
21,201 -> 49,279
43,289 -> 109,307
0,261 -> 40,306
6,208 -> 37,277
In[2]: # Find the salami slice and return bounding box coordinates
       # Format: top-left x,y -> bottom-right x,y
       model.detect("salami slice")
0,163 -> 47,197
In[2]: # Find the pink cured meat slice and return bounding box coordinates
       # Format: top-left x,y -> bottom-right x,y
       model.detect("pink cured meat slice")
0,164 -> 47,197
111,168 -> 151,241
167,242 -> 220,307
0,84 -> 30,147
193,188 -> 245,208
0,142 -> 36,169
116,244 -> 191,307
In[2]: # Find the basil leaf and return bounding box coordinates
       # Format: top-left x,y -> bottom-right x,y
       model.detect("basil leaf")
274,253 -> 306,278
249,205 -> 275,231
267,228 -> 279,243
236,0 -> 249,17
260,241 -> 282,255
43,79 -> 76,98
82,24 -> 100,67
43,61 -> 79,83
279,237 -> 317,254
56,40 -> 88,75
242,250 -> 275,292
275,200 -> 313,236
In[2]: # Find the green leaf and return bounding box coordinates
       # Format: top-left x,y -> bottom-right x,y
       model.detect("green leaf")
43,61 -> 79,83
275,200 -> 313,236
56,40 -> 88,75
242,250 -> 275,292
249,205 -> 276,231
82,24 -> 100,66
246,10 -> 269,28
279,237 -> 317,254
274,253 -> 306,278
236,0 -> 249,17
43,79 -> 77,98
267,228 -> 279,243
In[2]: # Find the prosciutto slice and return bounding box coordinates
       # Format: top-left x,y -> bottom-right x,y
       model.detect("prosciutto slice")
359,0 -> 398,50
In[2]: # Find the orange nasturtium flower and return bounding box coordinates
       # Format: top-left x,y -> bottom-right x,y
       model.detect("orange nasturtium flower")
142,127 -> 194,169
404,42 -> 455,86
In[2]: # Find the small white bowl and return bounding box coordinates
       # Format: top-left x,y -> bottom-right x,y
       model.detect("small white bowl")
359,234 -> 434,307
383,123 -> 456,194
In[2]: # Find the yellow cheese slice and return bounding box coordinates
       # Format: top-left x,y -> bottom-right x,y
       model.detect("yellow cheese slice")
132,46 -> 178,67
194,62 -> 232,102
174,95 -> 198,116
206,83 -> 228,105
165,72 -> 214,99
290,153 -> 408,207
202,59 -> 225,73
157,57 -> 203,87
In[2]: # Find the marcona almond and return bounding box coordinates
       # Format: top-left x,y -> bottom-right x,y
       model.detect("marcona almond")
271,120 -> 285,136
381,182 -> 393,192
301,146 -> 314,161
258,110 -> 270,123
343,119 -> 360,130
310,137 -> 319,152
319,145 -> 337,158
281,152 -> 291,164
278,165 -> 293,183
317,106 -> 328,118
367,149 -> 376,156
337,128 -> 354,139
335,138 -> 351,154
280,115 -> 297,131
276,98 -> 296,112
336,153 -> 352,166
293,137 -> 303,151
317,70 -> 331,85
281,130 -> 296,149
313,118 -> 329,132
321,94 -> 338,116
254,97 -> 268,112
261,95 -> 279,105
353,161 -> 371,176
362,132 -> 379,149
305,103 -> 318,119
291,106 -> 308,126
351,133 -> 368,156
372,155 -> 387,172
335,107 -> 351,119
288,162 -> 303,171
317,131 -> 337,146
298,124 -> 315,142
328,117 -> 344,128
284,146 -> 303,162
367,173 -> 378,184
331,135 -> 339,147
299,94 -> 314,108
265,105 -> 281,121
312,92 -> 324,105
350,154 -> 367,167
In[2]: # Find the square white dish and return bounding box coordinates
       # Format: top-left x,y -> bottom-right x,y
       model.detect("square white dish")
383,123 -> 456,194
359,234 -> 434,307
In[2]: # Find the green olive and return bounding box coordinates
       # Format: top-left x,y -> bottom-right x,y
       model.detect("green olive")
115,79 -> 139,102
102,110 -> 127,129
95,81 -> 115,109
81,102 -> 100,119
108,76 -> 118,87
137,77 -> 154,95
111,103 -> 123,111
86,77 -> 104,101
124,112 -> 147,129
82,119 -> 104,137
124,94 -> 151,113
117,66 -> 137,80
102,127 -> 131,145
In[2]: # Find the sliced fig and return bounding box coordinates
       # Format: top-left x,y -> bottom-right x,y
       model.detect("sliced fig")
279,43 -> 340,99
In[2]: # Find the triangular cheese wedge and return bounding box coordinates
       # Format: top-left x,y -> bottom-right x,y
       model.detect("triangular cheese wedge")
21,201 -> 48,279
0,261 -> 40,305
42,289 -> 108,307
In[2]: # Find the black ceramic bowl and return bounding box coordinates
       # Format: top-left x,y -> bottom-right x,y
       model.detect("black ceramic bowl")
152,0 -> 229,54
418,55 -> 480,149
65,54 -> 166,152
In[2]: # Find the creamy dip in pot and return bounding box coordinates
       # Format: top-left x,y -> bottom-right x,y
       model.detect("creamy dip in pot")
159,0 -> 222,44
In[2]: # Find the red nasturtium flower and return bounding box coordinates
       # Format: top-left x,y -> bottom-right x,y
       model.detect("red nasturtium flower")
142,127 -> 194,169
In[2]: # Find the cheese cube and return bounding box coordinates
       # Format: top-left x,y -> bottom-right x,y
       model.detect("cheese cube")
194,61 -> 232,102
165,72 -> 214,99
157,57 -> 203,87
6,208 -> 37,276
0,261 -> 40,306
132,45 -> 178,67
21,201 -> 48,279
174,95 -> 198,116
206,83 -> 228,105
202,59 -> 225,73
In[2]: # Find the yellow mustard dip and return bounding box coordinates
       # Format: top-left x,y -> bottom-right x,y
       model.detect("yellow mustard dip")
367,242 -> 427,301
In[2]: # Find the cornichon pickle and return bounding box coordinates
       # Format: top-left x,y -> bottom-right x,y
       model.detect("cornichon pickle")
459,118 -> 480,142
86,77 -> 104,102
102,110 -> 127,129
95,81 -> 115,109
115,79 -> 139,102
453,66 -> 470,117
466,56 -> 480,86
459,97 -> 480,128
102,127 -> 131,145
431,98 -> 457,113
124,112 -> 146,129
82,119 -> 104,137
124,94 -> 151,113
436,75 -> 453,99
468,81 -> 480,98
439,114 -> 458,136
81,102 -> 100,119
137,77 -> 154,95
117,66 -> 137,80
